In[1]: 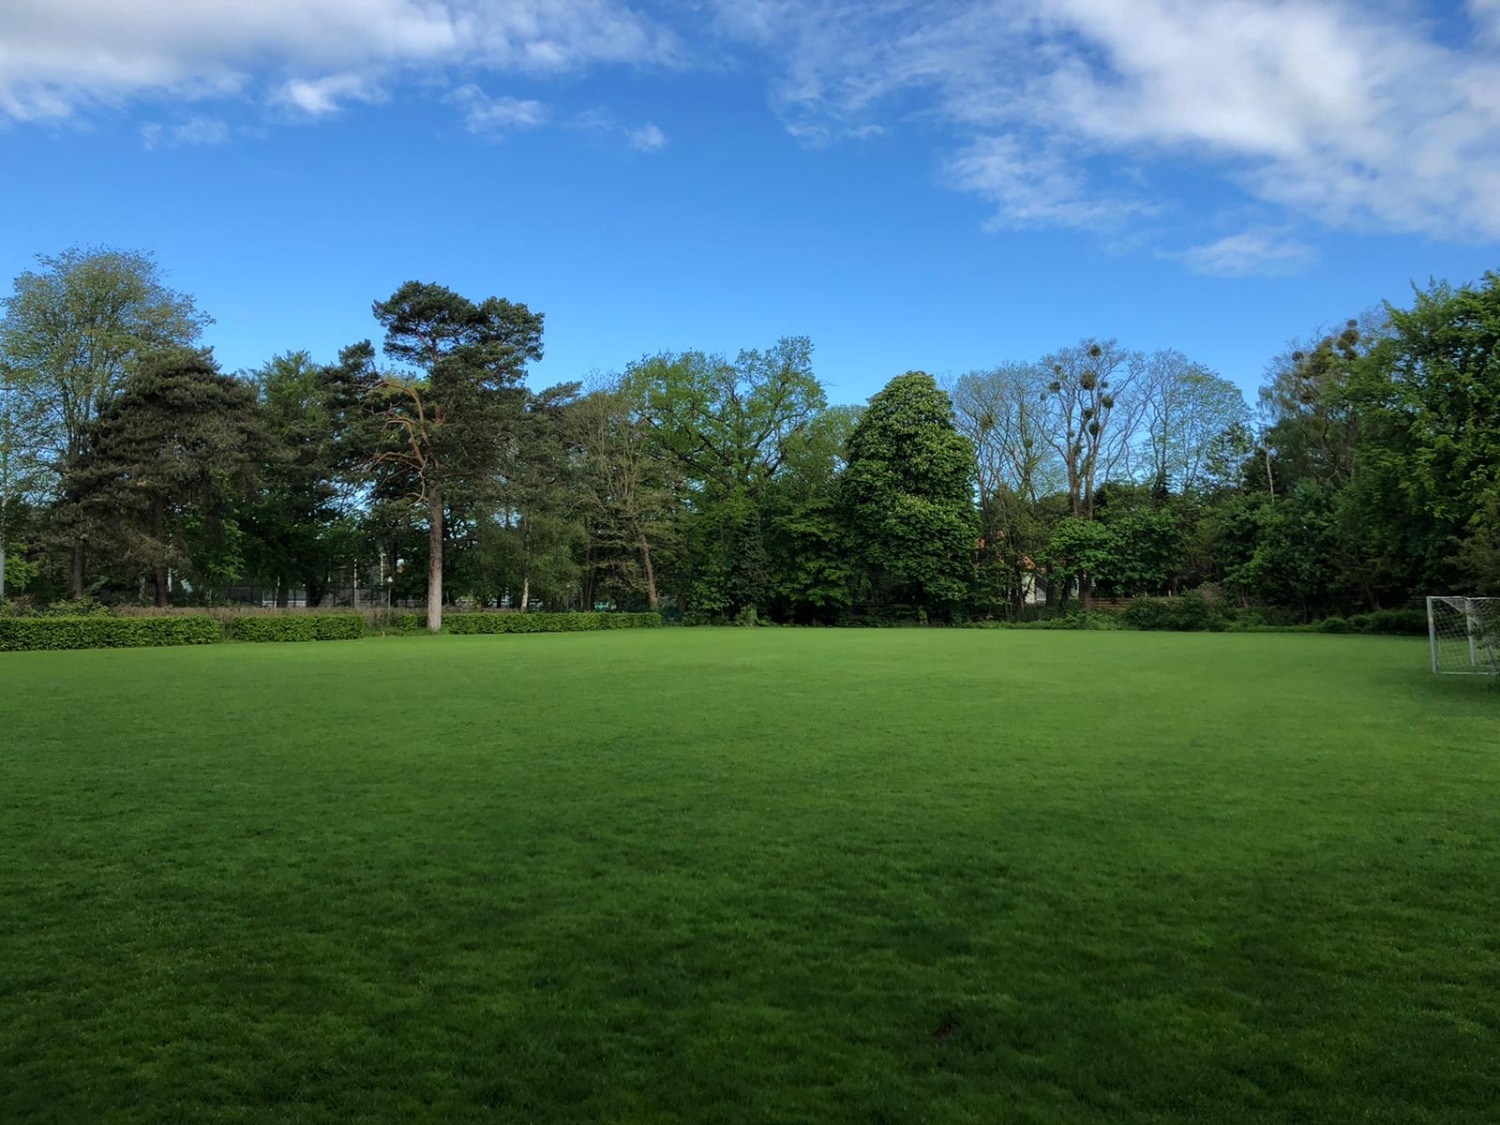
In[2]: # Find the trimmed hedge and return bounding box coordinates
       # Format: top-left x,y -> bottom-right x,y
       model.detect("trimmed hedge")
230,614 -> 366,643
0,615 -> 223,652
445,611 -> 663,635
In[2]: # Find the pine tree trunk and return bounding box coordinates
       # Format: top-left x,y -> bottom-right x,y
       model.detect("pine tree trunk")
154,567 -> 168,608
426,490 -> 443,633
70,543 -> 84,598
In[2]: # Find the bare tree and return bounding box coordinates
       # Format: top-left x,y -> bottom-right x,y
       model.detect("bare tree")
1039,339 -> 1146,520
1139,350 -> 1250,495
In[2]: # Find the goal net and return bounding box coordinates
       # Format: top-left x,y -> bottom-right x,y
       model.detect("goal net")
1428,596 -> 1500,675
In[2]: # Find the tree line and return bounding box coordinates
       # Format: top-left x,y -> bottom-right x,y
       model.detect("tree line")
2,246 -> 1497,629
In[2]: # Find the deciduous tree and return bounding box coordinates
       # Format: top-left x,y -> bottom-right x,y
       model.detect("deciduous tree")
0,246 -> 209,592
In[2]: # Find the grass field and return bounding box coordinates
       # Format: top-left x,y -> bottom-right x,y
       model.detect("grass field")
2,629 -> 1497,1123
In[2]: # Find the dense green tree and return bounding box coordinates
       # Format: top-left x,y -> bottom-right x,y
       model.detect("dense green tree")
763,405 -> 861,623
493,382 -> 584,610
0,246 -> 210,593
60,349 -> 265,606
568,381 -> 679,610
1365,274 -> 1500,593
626,337 -> 826,619
0,370 -> 49,600
238,351 -> 348,606
841,372 -> 975,616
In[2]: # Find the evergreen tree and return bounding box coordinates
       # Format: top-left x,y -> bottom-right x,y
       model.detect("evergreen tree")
841,372 -> 975,616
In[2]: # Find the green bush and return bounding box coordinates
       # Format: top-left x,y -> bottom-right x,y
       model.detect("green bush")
37,597 -> 116,618
445,612 -> 662,635
1121,594 -> 1225,632
974,611 -> 1121,631
0,615 -> 223,652
229,615 -> 366,642
1347,608 -> 1428,636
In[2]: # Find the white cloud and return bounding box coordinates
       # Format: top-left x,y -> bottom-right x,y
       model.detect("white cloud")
625,122 -> 667,152
140,116 -> 230,150
707,0 -> 1500,245
1177,229 -> 1318,278
1473,0 -> 1500,43
0,0 -> 675,122
946,135 -> 1156,231
573,107 -> 668,152
275,74 -> 383,117
451,85 -> 549,133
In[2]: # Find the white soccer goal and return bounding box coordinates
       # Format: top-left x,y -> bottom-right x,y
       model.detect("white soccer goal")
1428,596 -> 1500,675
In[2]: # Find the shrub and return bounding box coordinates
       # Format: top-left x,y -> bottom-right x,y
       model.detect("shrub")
445,611 -> 662,635
997,611 -> 1124,631
0,615 -> 223,652
1348,608 -> 1428,636
37,597 -> 115,618
1121,594 -> 1225,632
229,615 -> 367,642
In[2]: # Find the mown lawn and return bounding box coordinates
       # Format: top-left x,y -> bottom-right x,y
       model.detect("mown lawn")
2,629 -> 1497,1123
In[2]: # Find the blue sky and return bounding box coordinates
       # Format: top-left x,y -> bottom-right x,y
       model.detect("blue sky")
2,1 -> 1498,405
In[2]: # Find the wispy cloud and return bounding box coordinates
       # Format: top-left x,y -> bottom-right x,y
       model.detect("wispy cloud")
1176,229 -> 1318,278
452,85 -> 549,134
0,0 -> 677,122
707,0 -> 1500,248
140,116 -> 230,150
275,74 -> 383,117
625,122 -> 667,152
946,136 -> 1157,232
573,107 -> 668,152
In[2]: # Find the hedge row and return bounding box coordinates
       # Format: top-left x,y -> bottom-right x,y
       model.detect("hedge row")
0,616 -> 224,652
0,611 -> 665,650
445,611 -> 663,635
230,614 -> 367,643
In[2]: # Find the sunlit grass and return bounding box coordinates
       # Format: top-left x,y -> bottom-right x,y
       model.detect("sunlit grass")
2,629 -> 1496,1123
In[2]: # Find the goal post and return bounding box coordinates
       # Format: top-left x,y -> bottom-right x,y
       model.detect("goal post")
1427,596 -> 1500,675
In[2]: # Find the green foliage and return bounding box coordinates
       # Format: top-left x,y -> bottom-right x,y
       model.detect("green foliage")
0,614 -> 221,650
1317,608 -> 1428,636
841,372 -> 976,613
339,282 -> 546,631
444,611 -> 661,634
35,596 -> 114,617
969,610 -> 1124,630
229,614 -> 366,642
60,348 -> 267,605
240,351 -> 348,606
1121,593 -> 1225,632
625,338 -> 825,496
1040,516 -> 1118,595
